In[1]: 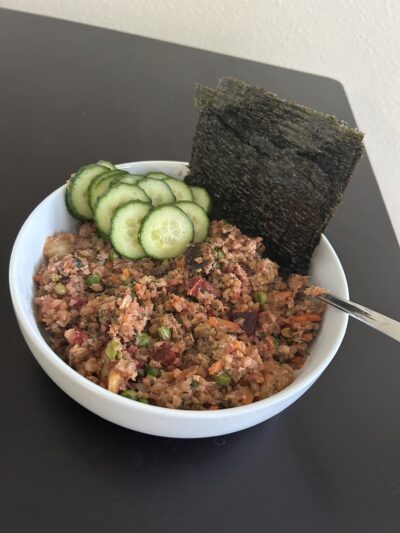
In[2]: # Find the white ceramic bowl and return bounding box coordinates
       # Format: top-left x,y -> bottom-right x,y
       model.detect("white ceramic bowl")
9,161 -> 349,438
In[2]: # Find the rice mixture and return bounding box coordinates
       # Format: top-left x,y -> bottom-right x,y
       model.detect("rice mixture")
34,221 -> 325,410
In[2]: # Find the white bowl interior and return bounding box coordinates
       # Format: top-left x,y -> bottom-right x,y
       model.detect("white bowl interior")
9,161 -> 349,438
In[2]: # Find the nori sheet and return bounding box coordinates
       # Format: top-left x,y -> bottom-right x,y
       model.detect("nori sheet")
186,78 -> 364,274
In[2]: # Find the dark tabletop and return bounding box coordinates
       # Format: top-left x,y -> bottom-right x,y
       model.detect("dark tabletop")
2,8 -> 400,533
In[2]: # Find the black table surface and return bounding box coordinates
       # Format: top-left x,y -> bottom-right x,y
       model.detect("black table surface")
2,8 -> 400,533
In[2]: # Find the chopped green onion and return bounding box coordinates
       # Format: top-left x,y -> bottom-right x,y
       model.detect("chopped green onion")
136,333 -> 150,347
85,274 -> 100,286
158,326 -> 172,340
256,290 -> 267,305
53,283 -> 67,295
273,337 -> 280,351
215,248 -> 226,259
190,379 -> 200,389
108,248 -> 119,260
214,371 -> 231,386
105,339 -> 122,360
145,365 -> 161,377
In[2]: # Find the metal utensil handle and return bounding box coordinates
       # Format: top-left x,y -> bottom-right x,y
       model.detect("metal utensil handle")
318,293 -> 400,343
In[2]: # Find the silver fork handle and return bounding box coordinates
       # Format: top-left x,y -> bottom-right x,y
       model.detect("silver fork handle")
318,293 -> 400,343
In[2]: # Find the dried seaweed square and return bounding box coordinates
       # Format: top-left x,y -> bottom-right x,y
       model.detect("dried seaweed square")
187,78 -> 364,273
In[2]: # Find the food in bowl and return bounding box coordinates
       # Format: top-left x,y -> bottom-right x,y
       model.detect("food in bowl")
10,158 -> 349,437
35,161 -> 326,409
35,223 -> 326,410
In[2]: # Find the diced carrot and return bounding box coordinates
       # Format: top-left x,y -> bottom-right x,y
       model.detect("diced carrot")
240,388 -> 254,405
175,256 -> 185,269
208,360 -> 223,375
291,314 -> 321,323
121,268 -> 130,280
224,320 -> 241,332
207,316 -> 220,328
234,340 -> 245,350
207,317 -> 241,331
291,355 -> 306,369
208,405 -> 219,411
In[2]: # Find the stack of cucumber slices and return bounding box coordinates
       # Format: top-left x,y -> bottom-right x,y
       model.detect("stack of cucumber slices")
65,160 -> 212,260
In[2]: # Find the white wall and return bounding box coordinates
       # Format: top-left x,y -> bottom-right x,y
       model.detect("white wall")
2,0 -> 400,243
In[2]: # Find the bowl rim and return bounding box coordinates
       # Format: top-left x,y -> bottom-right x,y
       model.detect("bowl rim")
9,160 -> 349,420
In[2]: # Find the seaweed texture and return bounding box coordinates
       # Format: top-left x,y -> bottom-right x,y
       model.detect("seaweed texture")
187,78 -> 364,274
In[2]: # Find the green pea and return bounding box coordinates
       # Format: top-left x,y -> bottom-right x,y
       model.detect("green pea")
53,283 -> 67,296
145,365 -> 161,377
120,390 -> 149,404
214,371 -> 231,386
108,248 -> 119,260
120,390 -> 138,400
158,326 -> 172,340
215,248 -> 226,259
85,274 -> 100,286
256,290 -> 267,305
137,397 -> 149,404
137,333 -> 150,347
105,339 -> 122,360
90,234 -> 99,245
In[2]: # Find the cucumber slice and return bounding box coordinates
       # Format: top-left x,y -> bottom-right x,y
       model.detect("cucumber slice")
65,189 -> 78,219
137,178 -> 176,206
189,186 -> 212,215
89,170 -> 126,211
95,183 -> 150,235
175,201 -> 209,242
164,178 -> 194,202
97,160 -> 115,170
139,205 -> 194,259
115,174 -> 145,186
146,172 -> 171,180
66,164 -> 108,220
110,201 -> 152,259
